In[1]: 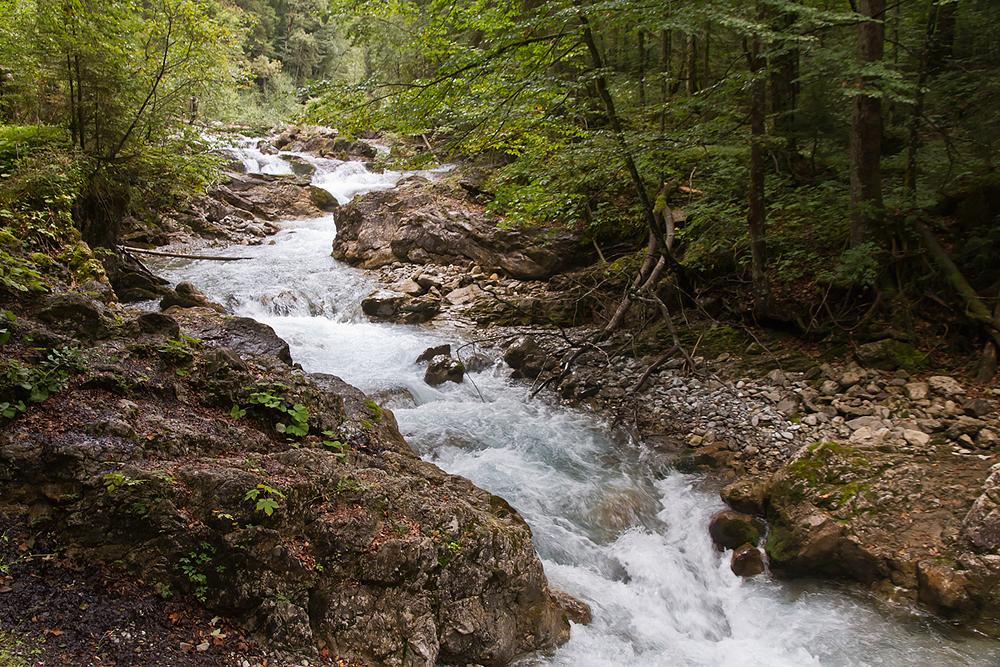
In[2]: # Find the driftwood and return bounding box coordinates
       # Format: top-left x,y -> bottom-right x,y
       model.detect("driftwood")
120,246 -> 253,261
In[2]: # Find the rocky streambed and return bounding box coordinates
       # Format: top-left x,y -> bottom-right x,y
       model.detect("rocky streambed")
6,128 -> 1000,667
333,172 -> 1000,629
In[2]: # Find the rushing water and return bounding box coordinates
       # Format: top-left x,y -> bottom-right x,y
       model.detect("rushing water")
143,140 -> 1000,666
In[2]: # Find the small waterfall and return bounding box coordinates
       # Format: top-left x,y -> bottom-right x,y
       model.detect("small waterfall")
141,141 -> 1000,667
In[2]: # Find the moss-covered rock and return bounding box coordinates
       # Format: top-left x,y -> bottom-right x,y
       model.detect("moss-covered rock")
708,510 -> 765,549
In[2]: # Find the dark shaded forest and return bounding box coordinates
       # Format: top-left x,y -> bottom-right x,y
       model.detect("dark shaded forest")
2,0 -> 1000,378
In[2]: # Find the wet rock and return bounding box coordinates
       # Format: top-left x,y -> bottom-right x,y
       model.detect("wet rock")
720,479 -> 767,516
362,292 -> 440,324
307,185 -> 338,212
503,336 -> 548,380
462,353 -> 493,373
1,306 -> 575,666
917,561 -> 973,612
425,355 -> 465,386
331,180 -> 593,279
731,544 -> 765,577
550,590 -> 592,626
708,510 -> 765,550
416,345 -> 451,364
160,282 -> 227,314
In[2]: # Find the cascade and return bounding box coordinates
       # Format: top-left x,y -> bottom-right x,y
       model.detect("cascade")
145,138 -> 1000,666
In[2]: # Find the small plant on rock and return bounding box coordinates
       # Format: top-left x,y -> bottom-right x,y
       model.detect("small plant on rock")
322,430 -> 349,460
245,482 -> 285,516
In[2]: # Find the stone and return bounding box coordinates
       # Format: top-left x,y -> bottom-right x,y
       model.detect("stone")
444,284 -> 483,306
976,428 -> 999,449
160,281 -> 227,314
708,510 -> 765,550
731,544 -> 765,577
395,279 -> 425,296
846,416 -> 884,431
33,292 -> 113,339
963,398 -> 995,418
838,371 -> 862,390
902,429 -> 931,447
946,416 -> 986,441
766,369 -> 787,385
904,382 -> 929,400
416,344 -> 451,364
776,397 -> 800,415
928,376 -> 966,399
424,355 -> 465,386
820,380 -> 840,396
854,339 -> 925,371
503,337 -> 548,380
720,480 -> 767,516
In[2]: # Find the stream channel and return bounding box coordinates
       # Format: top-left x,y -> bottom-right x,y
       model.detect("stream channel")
143,140 -> 1000,666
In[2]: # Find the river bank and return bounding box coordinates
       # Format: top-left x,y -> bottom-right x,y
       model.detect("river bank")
142,130 -> 1000,628
4,129 -> 1000,666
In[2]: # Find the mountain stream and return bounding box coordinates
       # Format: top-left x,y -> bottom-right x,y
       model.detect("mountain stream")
142,139 -> 1000,666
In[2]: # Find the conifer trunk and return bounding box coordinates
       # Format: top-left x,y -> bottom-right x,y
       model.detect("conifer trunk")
849,0 -> 886,247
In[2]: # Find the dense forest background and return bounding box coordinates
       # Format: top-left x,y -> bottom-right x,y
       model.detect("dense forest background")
1,0 -> 999,379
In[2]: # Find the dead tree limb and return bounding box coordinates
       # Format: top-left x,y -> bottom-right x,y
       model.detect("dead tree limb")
627,344 -> 680,395
915,218 -> 1000,351
120,246 -> 253,261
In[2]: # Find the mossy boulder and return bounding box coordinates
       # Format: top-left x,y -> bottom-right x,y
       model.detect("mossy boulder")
708,510 -> 765,550
854,339 -> 928,371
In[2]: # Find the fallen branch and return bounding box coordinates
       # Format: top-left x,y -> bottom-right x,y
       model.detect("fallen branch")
627,344 -> 679,396
914,218 -> 1000,357
120,246 -> 253,261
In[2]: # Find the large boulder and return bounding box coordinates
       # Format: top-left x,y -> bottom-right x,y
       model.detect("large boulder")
0,304 -> 577,666
331,180 -> 593,280
362,291 -> 441,324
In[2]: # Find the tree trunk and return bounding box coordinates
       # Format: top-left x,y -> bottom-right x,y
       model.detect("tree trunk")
685,33 -> 698,95
747,31 -> 776,317
576,4 -> 676,265
928,0 -> 956,72
769,11 -> 799,155
66,54 -> 77,147
638,30 -> 646,107
905,0 -> 937,199
849,0 -> 886,247
660,30 -> 670,133
915,217 -> 1000,345
703,21 -> 711,87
